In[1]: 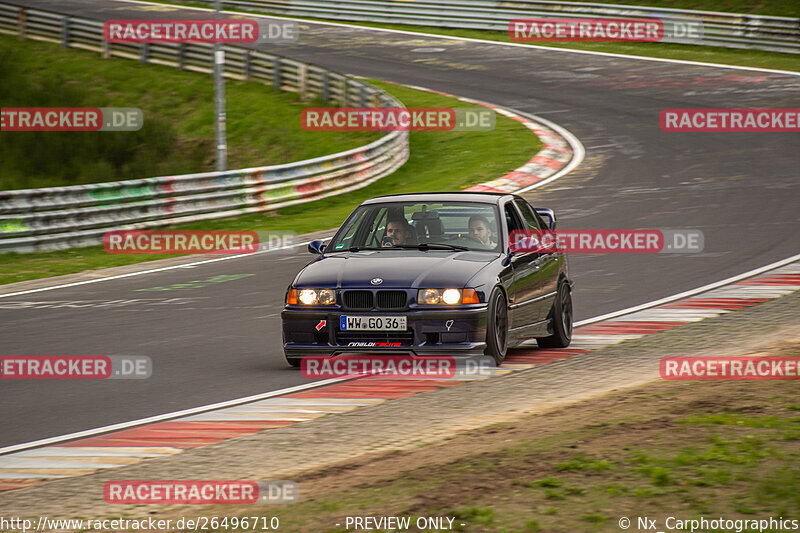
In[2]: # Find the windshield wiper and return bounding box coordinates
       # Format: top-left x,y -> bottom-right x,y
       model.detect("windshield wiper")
344,246 -> 384,252
393,243 -> 470,251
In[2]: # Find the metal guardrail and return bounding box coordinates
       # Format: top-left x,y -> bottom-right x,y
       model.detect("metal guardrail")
0,3 -> 409,253
191,0 -> 800,54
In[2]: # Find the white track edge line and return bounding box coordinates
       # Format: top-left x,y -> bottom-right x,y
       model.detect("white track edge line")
0,377 -> 349,455
0,241 -> 308,299
119,0 -> 800,77
574,252 -> 800,327
3,252 -> 797,456
3,6 -> 797,456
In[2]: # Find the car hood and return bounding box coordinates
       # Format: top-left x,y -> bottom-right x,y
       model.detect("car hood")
295,250 -> 499,289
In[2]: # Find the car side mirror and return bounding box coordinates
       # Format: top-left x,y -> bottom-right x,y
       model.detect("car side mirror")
534,208 -> 557,230
308,240 -> 327,255
502,247 -> 515,266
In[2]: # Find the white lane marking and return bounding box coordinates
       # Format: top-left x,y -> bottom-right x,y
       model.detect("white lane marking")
0,472 -> 69,479
613,309 -> 729,322
700,286 -> 800,298
0,377 -> 348,455
0,241 -> 309,299
772,264 -> 800,273
2,254 -> 798,456
0,9 -> 796,457
118,0 -> 800,77
571,334 -> 643,344
0,458 -> 126,469
14,447 -> 174,458
574,255 -> 800,327
180,413 -> 329,422
237,398 -> 384,406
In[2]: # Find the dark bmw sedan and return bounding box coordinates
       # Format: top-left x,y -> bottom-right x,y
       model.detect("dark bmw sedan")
281,192 -> 573,367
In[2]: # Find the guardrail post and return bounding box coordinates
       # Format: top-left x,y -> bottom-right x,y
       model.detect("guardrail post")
177,43 -> 185,70
341,77 -> 348,106
61,17 -> 70,48
243,50 -> 251,80
321,71 -> 330,103
141,43 -> 149,63
298,64 -> 308,100
273,57 -> 282,90
359,86 -> 366,107
17,8 -> 26,40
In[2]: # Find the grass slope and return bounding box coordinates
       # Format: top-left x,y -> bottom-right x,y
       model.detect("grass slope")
0,33 -> 379,190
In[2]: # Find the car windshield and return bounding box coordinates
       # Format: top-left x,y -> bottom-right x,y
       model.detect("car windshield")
327,201 -> 502,252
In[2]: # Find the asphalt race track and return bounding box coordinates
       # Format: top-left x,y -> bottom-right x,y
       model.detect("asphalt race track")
1,0 -> 799,448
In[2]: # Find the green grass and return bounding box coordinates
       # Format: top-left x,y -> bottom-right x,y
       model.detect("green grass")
0,80 -> 541,285
156,1 -> 800,72
0,33 -> 379,189
556,454 -> 615,472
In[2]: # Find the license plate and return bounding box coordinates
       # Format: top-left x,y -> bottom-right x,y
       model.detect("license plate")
340,315 -> 407,331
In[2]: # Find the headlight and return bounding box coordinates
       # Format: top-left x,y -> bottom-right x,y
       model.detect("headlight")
288,288 -> 336,305
417,288 -> 480,305
442,289 -> 461,304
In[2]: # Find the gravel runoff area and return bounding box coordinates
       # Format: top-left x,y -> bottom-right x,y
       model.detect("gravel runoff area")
1,288 -> 798,524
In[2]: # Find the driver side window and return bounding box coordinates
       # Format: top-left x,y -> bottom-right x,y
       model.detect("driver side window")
505,202 -> 525,233
504,203 -> 525,249
514,198 -> 543,230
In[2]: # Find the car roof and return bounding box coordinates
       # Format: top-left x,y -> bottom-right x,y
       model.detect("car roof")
362,192 -> 517,206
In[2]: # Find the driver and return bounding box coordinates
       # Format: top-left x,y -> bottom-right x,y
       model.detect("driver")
468,215 -> 497,248
383,217 -> 412,247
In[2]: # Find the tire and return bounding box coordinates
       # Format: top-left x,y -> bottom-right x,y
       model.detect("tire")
537,282 -> 573,349
286,356 -> 302,368
484,287 -> 509,365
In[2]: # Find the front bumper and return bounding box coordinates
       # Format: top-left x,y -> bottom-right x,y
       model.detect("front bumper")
282,305 -> 488,357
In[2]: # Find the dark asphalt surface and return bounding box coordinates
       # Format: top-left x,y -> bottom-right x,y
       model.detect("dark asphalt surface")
1,0 -> 799,447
